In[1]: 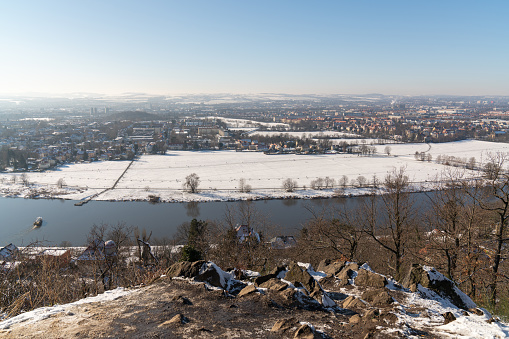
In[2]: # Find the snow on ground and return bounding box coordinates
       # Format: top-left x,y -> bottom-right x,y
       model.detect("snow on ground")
0,140 -> 508,203
214,117 -> 290,129
0,288 -> 132,330
248,130 -> 361,138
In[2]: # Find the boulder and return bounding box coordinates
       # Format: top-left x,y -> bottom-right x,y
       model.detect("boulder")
355,269 -> 387,288
238,284 -> 258,297
469,308 -> 484,316
342,296 -> 366,309
254,274 -> 276,286
336,268 -> 355,286
294,324 -> 317,339
316,259 -> 345,276
271,317 -> 299,333
284,262 -> 317,294
166,260 -> 206,278
196,262 -> 231,289
401,264 -> 476,310
443,312 -> 456,324
349,314 -> 362,324
259,278 -> 288,291
158,314 -> 189,327
361,289 -> 393,307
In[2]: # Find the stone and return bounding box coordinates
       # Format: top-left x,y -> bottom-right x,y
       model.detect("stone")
336,268 -> 355,286
355,269 -> 387,288
196,263 -> 227,289
342,296 -> 366,309
158,314 -> 189,327
254,274 -> 276,286
487,317 -> 498,324
259,278 -> 288,291
284,262 -> 317,294
294,324 -> 317,338
364,309 -> 380,320
361,289 -> 393,307
171,295 -> 193,305
401,264 -> 475,310
443,312 -> 456,324
349,314 -> 362,324
469,308 -> 484,316
166,260 -> 205,278
238,284 -> 258,297
381,311 -> 398,324
317,259 -> 346,276
271,317 -> 299,333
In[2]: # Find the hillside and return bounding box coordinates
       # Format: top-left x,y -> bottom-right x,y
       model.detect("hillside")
0,260 -> 507,338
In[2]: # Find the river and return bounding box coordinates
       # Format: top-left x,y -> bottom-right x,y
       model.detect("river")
0,193 -> 432,246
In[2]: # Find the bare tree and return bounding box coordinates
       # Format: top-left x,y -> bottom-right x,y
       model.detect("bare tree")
20,173 -> 29,186
324,176 -> 335,189
356,175 -> 367,188
238,178 -> 252,193
339,175 -> 349,188
311,177 -> 325,190
183,173 -> 200,193
56,178 -> 66,189
384,146 -> 392,156
282,178 -> 297,192
362,167 -> 415,279
470,153 -> 509,304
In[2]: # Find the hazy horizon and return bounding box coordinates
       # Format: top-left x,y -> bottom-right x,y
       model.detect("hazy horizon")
1,1 -> 508,96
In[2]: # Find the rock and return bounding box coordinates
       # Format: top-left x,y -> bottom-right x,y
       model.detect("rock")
469,308 -> 484,316
238,284 -> 258,297
166,260 -> 205,278
196,262 -> 230,289
364,309 -> 380,320
342,296 -> 366,309
349,314 -> 362,324
487,317 -> 498,324
270,265 -> 287,277
254,274 -> 276,286
336,268 -> 355,286
355,269 -> 387,288
294,324 -> 317,338
158,314 -> 189,327
381,311 -> 398,324
259,278 -> 288,291
171,295 -> 192,305
443,312 -> 456,324
361,289 -> 393,307
284,262 -> 317,294
401,264 -> 476,310
462,310 -> 469,316
271,317 -> 299,333
317,259 -> 345,276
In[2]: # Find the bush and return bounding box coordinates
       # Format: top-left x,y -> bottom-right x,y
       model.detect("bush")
180,245 -> 203,262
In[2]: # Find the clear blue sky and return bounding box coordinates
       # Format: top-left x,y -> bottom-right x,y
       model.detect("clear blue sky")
0,1 -> 507,96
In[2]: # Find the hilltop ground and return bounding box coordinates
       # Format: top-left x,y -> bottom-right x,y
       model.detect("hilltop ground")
1,260 -> 508,338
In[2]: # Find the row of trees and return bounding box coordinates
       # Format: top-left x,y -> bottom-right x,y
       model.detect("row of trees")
298,157 -> 509,309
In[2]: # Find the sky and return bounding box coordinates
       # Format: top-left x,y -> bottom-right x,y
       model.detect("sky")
0,1 -> 508,96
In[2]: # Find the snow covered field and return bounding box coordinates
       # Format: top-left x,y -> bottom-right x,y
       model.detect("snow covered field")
1,140 -> 509,203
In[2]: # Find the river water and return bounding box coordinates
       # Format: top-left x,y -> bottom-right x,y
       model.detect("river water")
0,192 -> 432,246
0,197 -> 362,246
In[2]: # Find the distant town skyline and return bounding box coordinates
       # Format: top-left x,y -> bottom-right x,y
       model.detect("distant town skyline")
1,1 -> 508,96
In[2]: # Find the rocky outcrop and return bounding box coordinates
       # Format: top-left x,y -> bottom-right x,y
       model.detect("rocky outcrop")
166,260 -> 206,278
401,264 -> 476,310
355,269 -> 387,288
316,259 -> 345,276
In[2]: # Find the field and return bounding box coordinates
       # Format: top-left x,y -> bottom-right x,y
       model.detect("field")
1,140 -> 509,202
